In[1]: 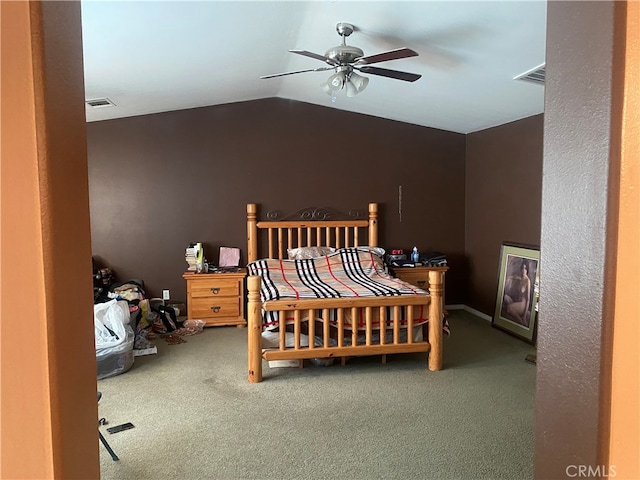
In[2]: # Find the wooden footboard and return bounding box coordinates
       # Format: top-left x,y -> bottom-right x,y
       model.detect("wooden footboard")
248,270 -> 445,383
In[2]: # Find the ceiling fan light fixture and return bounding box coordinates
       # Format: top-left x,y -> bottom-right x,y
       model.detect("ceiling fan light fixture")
346,72 -> 369,97
322,70 -> 348,96
328,71 -> 346,90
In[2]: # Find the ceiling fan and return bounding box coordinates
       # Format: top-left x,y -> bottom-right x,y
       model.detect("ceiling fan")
260,22 -> 422,98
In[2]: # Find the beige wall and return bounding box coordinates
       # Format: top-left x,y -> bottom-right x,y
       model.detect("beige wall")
0,2 -> 99,478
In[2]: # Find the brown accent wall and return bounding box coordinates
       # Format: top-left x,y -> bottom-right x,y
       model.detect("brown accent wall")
86,98 -> 466,304
465,115 -> 544,315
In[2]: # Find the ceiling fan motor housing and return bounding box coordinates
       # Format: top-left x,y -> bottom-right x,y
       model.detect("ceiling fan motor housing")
324,45 -> 364,65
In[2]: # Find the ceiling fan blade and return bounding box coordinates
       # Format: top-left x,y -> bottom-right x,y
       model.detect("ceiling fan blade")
260,66 -> 334,79
354,48 -> 418,65
290,50 -> 339,66
355,66 -> 422,83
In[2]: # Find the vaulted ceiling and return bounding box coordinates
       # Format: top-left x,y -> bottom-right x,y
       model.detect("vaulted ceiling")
81,1 -> 547,134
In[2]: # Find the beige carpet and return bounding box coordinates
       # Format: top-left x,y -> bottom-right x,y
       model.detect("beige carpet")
97,309 -> 536,480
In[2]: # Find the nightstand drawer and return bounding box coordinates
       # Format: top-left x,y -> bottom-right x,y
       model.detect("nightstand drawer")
190,297 -> 240,318
395,270 -> 429,289
189,278 -> 240,298
391,266 -> 448,291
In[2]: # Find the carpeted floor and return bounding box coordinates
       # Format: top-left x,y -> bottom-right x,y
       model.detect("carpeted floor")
97,309 -> 536,480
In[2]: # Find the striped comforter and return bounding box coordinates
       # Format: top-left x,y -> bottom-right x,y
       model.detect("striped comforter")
247,247 -> 434,331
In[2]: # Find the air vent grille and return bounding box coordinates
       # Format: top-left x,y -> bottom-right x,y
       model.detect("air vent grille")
86,98 -> 116,108
514,64 -> 545,86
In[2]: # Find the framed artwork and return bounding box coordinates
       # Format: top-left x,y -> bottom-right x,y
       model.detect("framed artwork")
492,243 -> 540,343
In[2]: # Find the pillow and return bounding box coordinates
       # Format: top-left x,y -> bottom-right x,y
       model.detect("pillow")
333,246 -> 385,258
354,246 -> 386,258
287,246 -> 336,260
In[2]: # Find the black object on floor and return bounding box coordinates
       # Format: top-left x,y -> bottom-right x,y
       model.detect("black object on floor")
107,422 -> 135,434
98,391 -> 119,461
99,430 -> 119,461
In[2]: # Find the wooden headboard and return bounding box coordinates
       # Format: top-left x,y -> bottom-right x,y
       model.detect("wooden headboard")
246,203 -> 379,263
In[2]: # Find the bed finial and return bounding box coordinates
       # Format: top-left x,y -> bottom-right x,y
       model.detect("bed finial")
247,203 -> 258,263
368,203 -> 378,247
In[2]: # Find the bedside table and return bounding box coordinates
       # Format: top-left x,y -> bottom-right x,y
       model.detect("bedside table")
390,265 -> 449,291
182,272 -> 246,327
392,266 -> 450,335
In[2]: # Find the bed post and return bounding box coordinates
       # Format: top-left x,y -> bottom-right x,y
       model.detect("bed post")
428,270 -> 444,371
247,203 -> 258,263
368,203 -> 378,246
247,275 -> 263,383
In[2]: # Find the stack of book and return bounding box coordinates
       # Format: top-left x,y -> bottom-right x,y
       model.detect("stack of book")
185,243 -> 203,272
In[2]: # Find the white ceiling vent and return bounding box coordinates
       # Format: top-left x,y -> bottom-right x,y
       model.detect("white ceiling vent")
514,64 -> 545,86
86,98 -> 116,108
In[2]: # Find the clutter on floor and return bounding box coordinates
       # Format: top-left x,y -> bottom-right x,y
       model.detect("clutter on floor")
92,258 -> 205,379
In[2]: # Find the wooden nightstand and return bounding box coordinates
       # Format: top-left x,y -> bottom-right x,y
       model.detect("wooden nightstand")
392,266 -> 450,330
182,272 -> 246,327
391,265 -> 449,291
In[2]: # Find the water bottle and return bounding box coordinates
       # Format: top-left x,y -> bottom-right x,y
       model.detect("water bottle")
411,246 -> 419,263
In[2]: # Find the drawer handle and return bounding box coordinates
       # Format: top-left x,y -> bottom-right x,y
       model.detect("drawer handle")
417,280 -> 426,287
210,306 -> 221,313
210,287 -> 220,294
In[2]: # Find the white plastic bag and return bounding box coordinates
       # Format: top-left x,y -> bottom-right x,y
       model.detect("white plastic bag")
96,327 -> 134,379
94,299 -> 130,349
95,299 -> 135,379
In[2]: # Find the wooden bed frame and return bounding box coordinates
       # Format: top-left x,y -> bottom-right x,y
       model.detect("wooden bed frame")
246,203 -> 445,383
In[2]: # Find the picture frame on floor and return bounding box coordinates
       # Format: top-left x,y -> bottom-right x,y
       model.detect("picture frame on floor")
492,242 -> 540,343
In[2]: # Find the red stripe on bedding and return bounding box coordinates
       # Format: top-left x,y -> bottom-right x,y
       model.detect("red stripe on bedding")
323,254 -> 360,297
367,250 -> 386,275
279,259 -> 300,300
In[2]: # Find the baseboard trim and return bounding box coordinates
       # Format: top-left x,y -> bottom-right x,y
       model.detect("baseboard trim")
445,304 -> 493,322
445,304 -> 465,310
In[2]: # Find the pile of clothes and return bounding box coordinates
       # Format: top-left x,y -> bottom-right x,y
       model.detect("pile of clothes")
92,260 -> 205,365
106,280 -> 205,349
